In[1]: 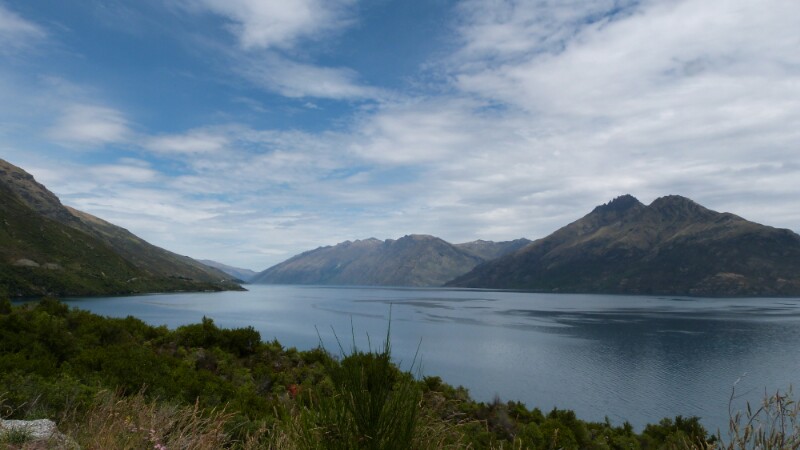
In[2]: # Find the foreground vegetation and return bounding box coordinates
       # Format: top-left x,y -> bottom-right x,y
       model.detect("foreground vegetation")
1,296 -> 797,449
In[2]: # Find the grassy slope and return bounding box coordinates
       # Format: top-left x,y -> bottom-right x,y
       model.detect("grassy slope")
67,206 -> 240,287
0,158 -> 241,296
454,238 -> 532,261
0,183 -> 235,297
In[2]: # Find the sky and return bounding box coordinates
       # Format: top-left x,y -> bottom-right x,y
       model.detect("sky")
1,0 -> 799,271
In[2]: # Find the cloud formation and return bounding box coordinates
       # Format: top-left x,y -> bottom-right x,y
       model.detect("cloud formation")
179,0 -> 380,100
239,54 -> 383,100
0,2 -> 45,51
437,0 -> 800,228
3,0 -> 800,270
146,129 -> 229,155
47,105 -> 131,148
182,0 -> 355,49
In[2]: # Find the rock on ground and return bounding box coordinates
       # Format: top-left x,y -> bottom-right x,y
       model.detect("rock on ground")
0,418 -> 77,449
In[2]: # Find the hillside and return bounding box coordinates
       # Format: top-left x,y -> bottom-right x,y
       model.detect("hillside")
0,159 -> 241,296
252,235 -> 489,287
447,195 -> 800,296
455,238 -> 531,260
198,259 -> 257,282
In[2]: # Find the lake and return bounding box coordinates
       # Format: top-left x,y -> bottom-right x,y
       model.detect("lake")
61,285 -> 800,432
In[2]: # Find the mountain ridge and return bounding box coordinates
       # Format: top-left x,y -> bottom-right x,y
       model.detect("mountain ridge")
251,234 -> 529,287
447,194 -> 800,296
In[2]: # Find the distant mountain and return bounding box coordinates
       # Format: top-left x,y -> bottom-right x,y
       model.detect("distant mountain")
0,158 -> 242,297
455,238 -> 531,260
252,235 -> 492,287
447,195 -> 800,296
198,260 -> 257,282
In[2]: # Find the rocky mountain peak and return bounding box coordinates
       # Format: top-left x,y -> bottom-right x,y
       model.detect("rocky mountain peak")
648,195 -> 712,220
0,159 -> 76,225
449,194 -> 800,296
591,194 -> 643,214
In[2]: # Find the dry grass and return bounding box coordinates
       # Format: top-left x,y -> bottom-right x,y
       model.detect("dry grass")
715,386 -> 800,450
14,387 -> 489,450
61,391 -> 234,450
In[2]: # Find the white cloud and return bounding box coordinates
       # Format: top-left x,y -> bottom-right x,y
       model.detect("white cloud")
146,129 -> 229,155
351,98 -> 519,164
48,104 -> 131,147
0,3 -> 45,52
181,0 -> 355,50
11,0 -> 800,271
453,0 -> 800,118
454,0 -> 640,62
240,54 -> 383,100
179,0 -> 379,100
414,0 -> 800,234
88,164 -> 159,183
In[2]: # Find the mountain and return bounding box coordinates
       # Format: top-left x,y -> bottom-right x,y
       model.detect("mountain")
252,235 -> 490,287
198,260 -> 257,282
0,158 -> 242,297
455,238 -> 532,260
447,195 -> 800,296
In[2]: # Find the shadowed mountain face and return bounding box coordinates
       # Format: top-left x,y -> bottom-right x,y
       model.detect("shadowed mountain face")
0,159 -> 241,297
252,235 -> 494,287
447,195 -> 800,296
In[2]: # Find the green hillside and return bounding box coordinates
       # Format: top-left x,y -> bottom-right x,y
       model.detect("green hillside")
0,159 -> 241,297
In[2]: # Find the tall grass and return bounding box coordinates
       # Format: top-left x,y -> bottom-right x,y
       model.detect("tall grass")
276,322 -> 424,449
715,384 -> 799,450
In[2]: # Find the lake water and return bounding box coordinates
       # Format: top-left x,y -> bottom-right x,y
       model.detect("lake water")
61,285 -> 800,432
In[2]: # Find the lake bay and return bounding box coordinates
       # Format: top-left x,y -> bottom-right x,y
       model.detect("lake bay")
63,285 -> 800,432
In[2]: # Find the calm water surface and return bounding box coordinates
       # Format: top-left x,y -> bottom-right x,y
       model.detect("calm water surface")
62,285 -> 800,432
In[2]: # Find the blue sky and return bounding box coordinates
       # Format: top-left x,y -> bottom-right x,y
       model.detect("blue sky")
1,0 -> 799,271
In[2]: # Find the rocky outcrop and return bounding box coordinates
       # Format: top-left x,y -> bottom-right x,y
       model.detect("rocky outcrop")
0,418 -> 76,449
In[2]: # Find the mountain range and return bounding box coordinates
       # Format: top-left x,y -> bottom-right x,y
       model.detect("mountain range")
448,195 -> 800,296
4,157 -> 800,297
251,235 -> 529,287
0,159 -> 242,297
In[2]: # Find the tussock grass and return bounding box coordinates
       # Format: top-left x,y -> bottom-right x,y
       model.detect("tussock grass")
62,390 -> 233,450
273,323 -> 426,449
